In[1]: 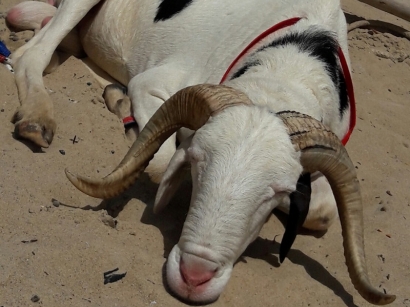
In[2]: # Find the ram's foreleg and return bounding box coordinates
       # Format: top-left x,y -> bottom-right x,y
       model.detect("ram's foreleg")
6,1 -> 57,33
10,0 -> 102,148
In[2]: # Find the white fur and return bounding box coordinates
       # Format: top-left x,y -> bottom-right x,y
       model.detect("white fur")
164,106 -> 303,300
9,0 -> 351,303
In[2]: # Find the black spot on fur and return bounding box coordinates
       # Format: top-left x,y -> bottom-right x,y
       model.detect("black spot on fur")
231,60 -> 261,79
154,0 -> 193,22
263,29 -> 348,117
232,28 -> 349,117
335,66 -> 348,116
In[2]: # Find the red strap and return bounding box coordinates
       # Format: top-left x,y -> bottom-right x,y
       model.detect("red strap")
220,17 -> 302,84
122,116 -> 136,126
338,47 -> 356,145
219,17 -> 356,145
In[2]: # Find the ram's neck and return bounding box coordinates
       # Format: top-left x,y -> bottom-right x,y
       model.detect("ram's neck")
224,28 -> 350,139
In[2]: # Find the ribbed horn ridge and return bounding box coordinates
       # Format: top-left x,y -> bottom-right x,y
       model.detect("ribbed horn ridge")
278,111 -> 395,305
66,84 -> 252,199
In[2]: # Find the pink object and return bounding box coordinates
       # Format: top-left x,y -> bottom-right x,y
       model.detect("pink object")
179,254 -> 217,287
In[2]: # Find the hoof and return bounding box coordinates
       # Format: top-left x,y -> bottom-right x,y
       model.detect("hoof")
13,116 -> 56,148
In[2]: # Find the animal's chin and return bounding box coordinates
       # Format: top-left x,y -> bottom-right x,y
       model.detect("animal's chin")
165,245 -> 232,304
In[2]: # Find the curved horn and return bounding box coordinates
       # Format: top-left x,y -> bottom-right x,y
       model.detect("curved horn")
65,84 -> 252,198
278,111 -> 395,305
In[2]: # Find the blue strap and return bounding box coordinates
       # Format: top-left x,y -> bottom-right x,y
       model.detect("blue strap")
0,41 -> 11,57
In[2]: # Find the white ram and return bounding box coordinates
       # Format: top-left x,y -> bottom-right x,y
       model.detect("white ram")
7,0 -> 395,305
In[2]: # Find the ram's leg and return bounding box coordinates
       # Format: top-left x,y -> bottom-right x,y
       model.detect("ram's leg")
127,66 -> 194,183
8,1 -> 60,61
356,0 -> 410,23
348,20 -> 410,40
11,0 -> 102,148
6,1 -> 57,33
7,1 -> 84,75
103,84 -> 139,143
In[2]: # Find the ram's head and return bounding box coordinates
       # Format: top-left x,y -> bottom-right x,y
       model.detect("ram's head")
66,85 -> 395,305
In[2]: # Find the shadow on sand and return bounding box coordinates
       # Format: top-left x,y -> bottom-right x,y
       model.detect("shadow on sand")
63,173 -> 358,307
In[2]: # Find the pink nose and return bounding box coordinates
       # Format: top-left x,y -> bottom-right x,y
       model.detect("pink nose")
180,253 -> 217,287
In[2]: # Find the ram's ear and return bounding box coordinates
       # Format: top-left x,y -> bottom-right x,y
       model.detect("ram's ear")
279,172 -> 311,263
153,135 -> 194,214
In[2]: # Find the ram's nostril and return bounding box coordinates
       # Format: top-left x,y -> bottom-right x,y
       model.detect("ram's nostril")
180,262 -> 215,287
179,254 -> 218,287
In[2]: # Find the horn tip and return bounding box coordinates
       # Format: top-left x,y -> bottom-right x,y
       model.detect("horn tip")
362,290 -> 396,305
64,168 -> 75,181
381,294 -> 396,305
64,168 -> 91,195
65,168 -> 77,182
64,168 -> 117,199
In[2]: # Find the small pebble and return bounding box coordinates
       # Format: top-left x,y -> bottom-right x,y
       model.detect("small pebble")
59,149 -> 66,155
52,198 -> 60,207
22,239 -> 38,243
386,190 -> 392,196
104,271 -> 126,284
101,216 -> 116,228
1,109 -> 4,112
87,82 -> 92,86
31,295 -> 40,302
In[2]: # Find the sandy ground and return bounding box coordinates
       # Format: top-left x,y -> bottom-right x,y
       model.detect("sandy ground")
0,1 -> 409,306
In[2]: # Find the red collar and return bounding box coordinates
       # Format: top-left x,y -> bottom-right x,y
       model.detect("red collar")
220,17 -> 356,146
